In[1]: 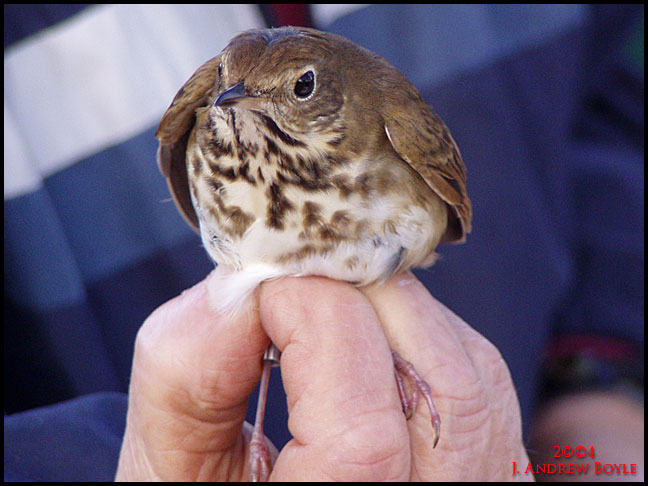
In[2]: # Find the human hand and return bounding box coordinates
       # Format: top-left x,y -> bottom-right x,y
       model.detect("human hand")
115,267 -> 273,481
116,268 -> 530,481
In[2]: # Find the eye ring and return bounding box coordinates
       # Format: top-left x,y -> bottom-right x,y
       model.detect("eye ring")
294,70 -> 315,98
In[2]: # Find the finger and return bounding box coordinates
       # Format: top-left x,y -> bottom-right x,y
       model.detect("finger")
123,266 -> 269,480
417,283 -> 526,475
259,276 -> 410,481
363,272 -> 528,481
360,273 -> 488,453
427,288 -> 517,416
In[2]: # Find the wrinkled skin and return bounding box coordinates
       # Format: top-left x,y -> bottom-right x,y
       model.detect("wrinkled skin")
116,269 -> 531,481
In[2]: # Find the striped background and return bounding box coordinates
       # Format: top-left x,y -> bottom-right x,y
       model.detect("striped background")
4,5 -> 643,480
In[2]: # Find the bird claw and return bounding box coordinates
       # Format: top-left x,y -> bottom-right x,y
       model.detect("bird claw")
394,367 -> 418,419
249,433 -> 272,482
392,350 -> 441,448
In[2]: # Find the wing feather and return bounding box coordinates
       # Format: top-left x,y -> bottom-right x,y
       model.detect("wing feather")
384,106 -> 472,242
155,56 -> 223,233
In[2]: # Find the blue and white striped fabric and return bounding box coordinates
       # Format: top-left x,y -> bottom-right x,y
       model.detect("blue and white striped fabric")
5,4 -> 643,481
5,4 -> 265,405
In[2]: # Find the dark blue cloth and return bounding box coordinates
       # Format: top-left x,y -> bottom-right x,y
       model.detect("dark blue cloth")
4,4 -> 643,481
4,392 -> 127,481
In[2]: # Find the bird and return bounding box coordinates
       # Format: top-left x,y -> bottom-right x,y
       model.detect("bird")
156,26 -> 472,481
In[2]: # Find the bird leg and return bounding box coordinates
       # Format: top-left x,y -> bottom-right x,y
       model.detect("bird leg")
249,347 -> 439,481
391,350 -> 441,448
249,343 -> 280,482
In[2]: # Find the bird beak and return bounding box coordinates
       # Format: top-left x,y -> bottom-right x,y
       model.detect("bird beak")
214,81 -> 258,109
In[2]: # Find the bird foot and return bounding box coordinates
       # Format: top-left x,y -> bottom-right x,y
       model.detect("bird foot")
249,430 -> 272,482
392,350 -> 441,447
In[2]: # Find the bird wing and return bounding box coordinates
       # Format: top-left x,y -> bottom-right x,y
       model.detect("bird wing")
384,106 -> 472,243
156,56 -> 223,233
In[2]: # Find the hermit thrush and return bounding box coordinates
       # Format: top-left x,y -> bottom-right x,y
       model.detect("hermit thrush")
157,26 -> 471,481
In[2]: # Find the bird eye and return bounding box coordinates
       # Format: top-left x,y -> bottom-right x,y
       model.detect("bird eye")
218,63 -> 223,77
294,70 -> 315,98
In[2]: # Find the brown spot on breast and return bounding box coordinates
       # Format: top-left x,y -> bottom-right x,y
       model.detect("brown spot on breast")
278,151 -> 297,173
226,206 -> 255,237
266,180 -> 295,230
299,202 -> 348,243
241,141 -> 259,157
205,190 -> 226,223
205,132 -> 234,157
207,204 -> 221,224
207,159 -> 237,180
355,172 -> 373,197
330,210 -> 350,227
190,154 -> 203,177
318,226 -> 340,241
299,201 -> 324,240
354,219 -> 369,237
302,201 -> 323,228
200,183 -> 254,239
345,255 -> 359,270
297,154 -> 324,180
277,244 -> 335,264
260,114 -> 305,147
332,174 -> 353,199
207,178 -> 223,193
239,160 -> 256,184
264,135 -> 279,156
